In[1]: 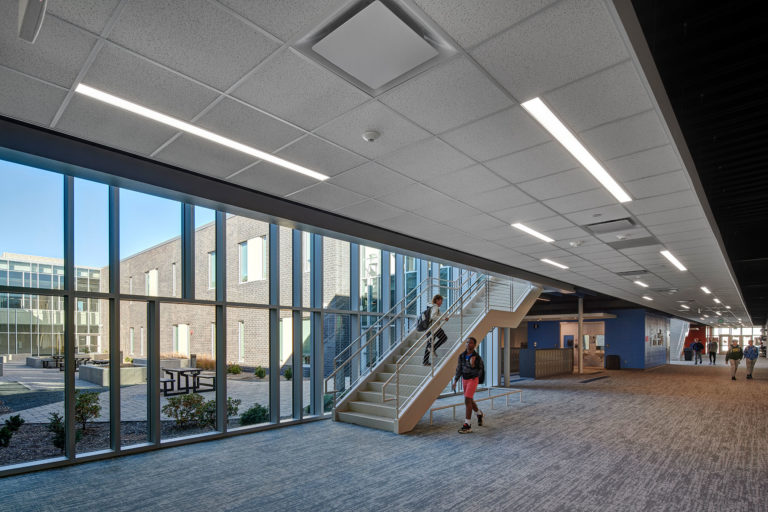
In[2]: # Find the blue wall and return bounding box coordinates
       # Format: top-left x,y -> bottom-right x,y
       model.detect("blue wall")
604,309 -> 646,369
527,321 -> 560,348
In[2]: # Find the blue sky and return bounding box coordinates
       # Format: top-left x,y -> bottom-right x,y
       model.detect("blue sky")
1,158 -> 215,268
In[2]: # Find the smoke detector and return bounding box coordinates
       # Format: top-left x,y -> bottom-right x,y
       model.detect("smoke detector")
362,130 -> 380,142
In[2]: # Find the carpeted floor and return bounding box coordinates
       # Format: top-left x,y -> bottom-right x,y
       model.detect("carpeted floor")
1,360 -> 765,512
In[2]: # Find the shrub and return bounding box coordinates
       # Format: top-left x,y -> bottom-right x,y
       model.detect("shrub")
283,367 -> 292,381
0,415 -> 25,448
75,390 -> 102,431
162,394 -> 241,429
160,352 -> 188,359
124,357 -> 133,363
240,403 -> 269,426
304,394 -> 335,415
227,364 -> 242,374
47,412 -> 82,453
253,365 -> 266,378
196,355 -> 216,371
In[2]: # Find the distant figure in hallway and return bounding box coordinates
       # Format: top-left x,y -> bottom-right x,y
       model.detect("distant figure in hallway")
725,341 -> 743,380
708,338 -> 718,365
452,336 -> 484,433
422,294 -> 447,366
691,339 -> 704,365
743,339 -> 758,379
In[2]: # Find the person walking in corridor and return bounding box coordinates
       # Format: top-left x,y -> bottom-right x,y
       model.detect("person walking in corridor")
743,339 -> 758,379
452,336 -> 484,433
692,338 -> 704,365
725,341 -> 744,380
422,294 -> 447,366
708,338 -> 718,364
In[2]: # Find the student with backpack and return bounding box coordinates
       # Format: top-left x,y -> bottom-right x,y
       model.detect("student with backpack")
451,336 -> 485,433
725,341 -> 744,380
420,294 -> 448,366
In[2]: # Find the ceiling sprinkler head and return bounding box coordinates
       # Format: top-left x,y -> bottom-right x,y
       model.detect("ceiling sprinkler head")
362,130 -> 380,142
616,234 -> 628,240
569,240 -> 583,248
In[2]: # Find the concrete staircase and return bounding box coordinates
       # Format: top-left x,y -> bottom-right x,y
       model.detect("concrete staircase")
334,280 -> 540,433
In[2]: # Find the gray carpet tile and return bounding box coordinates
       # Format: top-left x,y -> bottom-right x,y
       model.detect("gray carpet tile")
1,360 -> 766,512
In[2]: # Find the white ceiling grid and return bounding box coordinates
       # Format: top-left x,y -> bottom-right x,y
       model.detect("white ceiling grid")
0,0 -> 748,325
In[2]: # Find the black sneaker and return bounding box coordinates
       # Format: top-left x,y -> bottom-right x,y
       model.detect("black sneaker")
732,377 -> 736,380
423,361 -> 431,366
477,413 -> 484,427
458,423 -> 472,434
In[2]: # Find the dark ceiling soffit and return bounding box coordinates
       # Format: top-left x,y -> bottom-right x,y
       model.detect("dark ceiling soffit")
609,0 -> 751,323
0,115 -> 574,292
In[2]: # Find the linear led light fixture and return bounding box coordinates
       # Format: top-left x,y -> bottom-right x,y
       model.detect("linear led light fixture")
541,258 -> 568,270
660,250 -> 687,271
520,98 -> 631,203
715,311 -> 721,316
512,222 -> 554,242
681,304 -> 690,310
700,286 -> 711,294
633,280 -> 649,288
642,295 -> 653,301
713,298 -> 721,304
74,84 -> 329,181
725,306 -> 731,309
703,315 -> 709,318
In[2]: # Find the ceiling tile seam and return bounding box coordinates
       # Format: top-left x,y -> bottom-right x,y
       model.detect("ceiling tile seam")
48,1 -> 130,128
538,56 -> 633,99
0,64 -> 69,92
206,0 -> 284,45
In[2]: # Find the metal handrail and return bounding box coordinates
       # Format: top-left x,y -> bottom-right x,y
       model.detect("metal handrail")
381,276 -> 488,411
324,273 -> 470,399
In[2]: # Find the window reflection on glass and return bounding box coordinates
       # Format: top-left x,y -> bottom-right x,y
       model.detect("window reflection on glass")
360,246 -> 381,313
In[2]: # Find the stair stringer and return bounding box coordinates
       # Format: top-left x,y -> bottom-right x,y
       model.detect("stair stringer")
394,286 -> 541,434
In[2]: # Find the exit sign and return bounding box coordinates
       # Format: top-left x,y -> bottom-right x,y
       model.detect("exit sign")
718,318 -> 724,324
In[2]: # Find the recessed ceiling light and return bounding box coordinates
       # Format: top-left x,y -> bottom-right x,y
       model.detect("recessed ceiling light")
700,286 -> 711,294
520,98 -> 631,203
633,280 -> 649,288
541,258 -> 568,270
512,223 -> 554,242
74,84 -> 329,181
703,315 -> 709,318
713,298 -> 721,304
681,305 -> 690,309
660,250 -> 687,271
725,306 -> 731,309
642,295 -> 653,301
715,311 -> 721,315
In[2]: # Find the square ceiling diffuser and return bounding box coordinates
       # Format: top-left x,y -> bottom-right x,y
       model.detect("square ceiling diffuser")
295,0 -> 456,95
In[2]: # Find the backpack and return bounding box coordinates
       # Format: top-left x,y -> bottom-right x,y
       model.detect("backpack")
477,355 -> 485,384
416,306 -> 432,332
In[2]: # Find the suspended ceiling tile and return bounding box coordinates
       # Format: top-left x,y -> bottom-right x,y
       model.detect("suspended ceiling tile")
440,106 -> 550,162
604,144 -> 682,183
462,185 -> 536,213
0,10 -> 96,88
648,219 -> 711,236
285,182 -> 368,211
475,224 -> 518,242
544,60 -> 654,132
82,43 -> 220,121
329,162 -> 415,199
194,97 -> 303,153
110,0 -> 280,90
494,202 -> 557,224
47,0 -> 122,34
449,214 -> 508,233
517,169 -> 597,200
378,137 -> 474,182
542,188 -> 616,214
580,110 -> 669,162
314,101 -> 431,159
624,170 -> 691,200
636,205 -> 705,227
429,164 -> 509,198
218,0 -> 344,42
154,134 -> 256,179
546,226 -> 590,241
625,190 -> 698,216
56,95 -> 178,156
411,197 -> 480,222
232,49 -> 370,130
523,215 -> 574,232
594,226 -> 651,243
471,0 -> 628,100
561,204 -> 631,226
227,160 -> 317,197
0,69 -> 68,127
485,141 -> 577,183
377,183 -> 450,211
379,56 -> 512,134
275,134 -> 367,178
333,199 -> 406,225
414,0 -> 557,49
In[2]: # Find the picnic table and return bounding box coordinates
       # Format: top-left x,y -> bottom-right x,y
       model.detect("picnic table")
162,367 -> 203,396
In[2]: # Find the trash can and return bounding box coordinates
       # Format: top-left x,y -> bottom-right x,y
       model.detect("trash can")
683,348 -> 693,361
605,355 -> 620,370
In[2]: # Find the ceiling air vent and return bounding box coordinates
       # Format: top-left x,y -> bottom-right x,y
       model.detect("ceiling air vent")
294,0 -> 457,95
653,288 -> 679,295
584,217 -> 635,234
607,236 -> 662,251
616,269 -> 649,277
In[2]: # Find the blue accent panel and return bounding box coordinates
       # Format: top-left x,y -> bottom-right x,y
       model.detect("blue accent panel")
527,321 -> 560,349
604,309 -> 647,369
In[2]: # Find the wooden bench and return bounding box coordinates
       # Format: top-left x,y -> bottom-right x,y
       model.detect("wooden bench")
429,388 -> 523,425
160,378 -> 175,397
195,372 -> 216,392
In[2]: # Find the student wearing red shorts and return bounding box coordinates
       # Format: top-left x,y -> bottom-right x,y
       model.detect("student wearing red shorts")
451,336 -> 485,433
